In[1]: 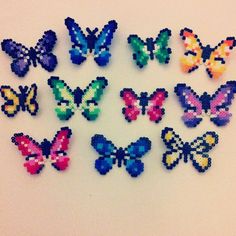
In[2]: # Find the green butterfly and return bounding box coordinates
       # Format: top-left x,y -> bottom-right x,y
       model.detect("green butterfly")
127,28 -> 172,68
48,76 -> 108,121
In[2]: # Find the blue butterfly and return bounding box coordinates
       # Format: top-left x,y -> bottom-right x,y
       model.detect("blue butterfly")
64,17 -> 118,66
1,30 -> 57,77
91,134 -> 151,177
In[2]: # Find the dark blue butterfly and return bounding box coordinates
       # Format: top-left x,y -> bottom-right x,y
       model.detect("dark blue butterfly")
91,134 -> 151,177
64,17 -> 118,66
1,30 -> 58,77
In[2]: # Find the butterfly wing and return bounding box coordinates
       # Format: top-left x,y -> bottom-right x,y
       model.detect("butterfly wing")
120,88 -> 140,122
174,83 -> 203,127
35,30 -> 58,72
25,84 -> 39,116
190,132 -> 219,172
147,88 -> 168,123
127,35 -> 149,68
205,37 -> 236,79
78,77 -> 108,121
125,137 -> 151,177
161,127 -> 184,170
48,76 -> 77,120
0,86 -> 20,117
94,20 -> 118,66
91,134 -> 117,175
50,127 -> 72,171
154,28 -> 172,64
210,81 -> 236,126
1,39 -> 31,77
64,17 -> 88,65
11,133 -> 45,174
180,28 -> 203,73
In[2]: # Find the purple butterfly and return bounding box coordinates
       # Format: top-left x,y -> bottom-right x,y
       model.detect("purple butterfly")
174,81 -> 236,127
1,30 -> 58,77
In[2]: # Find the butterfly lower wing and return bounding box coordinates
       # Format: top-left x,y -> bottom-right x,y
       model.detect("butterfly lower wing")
206,37 -> 236,79
174,83 -> 203,127
127,35 -> 149,68
147,88 -> 168,123
64,17 -> 88,65
94,20 -> 118,66
25,84 -> 39,116
48,76 -> 77,120
154,28 -> 172,64
120,88 -> 140,122
11,133 -> 45,174
180,28 -> 203,73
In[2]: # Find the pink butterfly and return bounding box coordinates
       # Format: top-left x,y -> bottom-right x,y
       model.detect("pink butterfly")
11,127 -> 72,175
120,88 -> 168,123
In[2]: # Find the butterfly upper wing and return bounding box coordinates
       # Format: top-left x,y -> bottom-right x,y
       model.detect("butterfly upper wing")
11,133 -> 45,174
25,84 -> 39,116
91,134 -> 116,175
50,127 -> 72,171
210,81 -> 236,126
174,83 -> 203,127
180,28 -> 203,73
78,77 -> 108,121
190,132 -> 219,172
206,37 -> 236,79
147,88 -> 168,123
64,17 -> 88,65
154,28 -> 172,64
0,86 -> 20,117
1,39 -> 31,77
120,88 -> 140,122
35,30 -> 58,72
94,20 -> 118,66
48,76 -> 77,120
127,35 -> 149,68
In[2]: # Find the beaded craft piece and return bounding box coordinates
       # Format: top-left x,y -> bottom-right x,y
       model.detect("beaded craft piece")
11,127 -> 72,175
174,81 -> 236,127
180,28 -> 236,79
48,76 -> 108,121
161,127 -> 219,173
127,28 -> 172,68
91,134 -> 151,177
65,17 -> 118,66
120,88 -> 168,123
0,84 -> 38,117
1,30 -> 57,77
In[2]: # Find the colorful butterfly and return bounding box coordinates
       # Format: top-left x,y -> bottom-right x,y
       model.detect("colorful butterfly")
180,28 -> 236,79
174,81 -> 236,127
11,127 -> 72,175
91,134 -> 151,177
127,28 -> 172,68
0,84 -> 38,117
1,30 -> 57,77
64,17 -> 118,66
120,88 -> 168,123
161,127 -> 219,173
48,76 -> 108,121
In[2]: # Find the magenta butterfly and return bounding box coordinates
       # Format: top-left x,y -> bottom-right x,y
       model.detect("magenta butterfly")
120,88 -> 168,123
11,127 -> 72,175
174,81 -> 236,127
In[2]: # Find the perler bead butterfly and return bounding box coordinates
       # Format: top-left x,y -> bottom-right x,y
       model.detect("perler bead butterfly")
48,76 -> 108,121
65,17 -> 118,66
11,127 -> 72,175
0,84 -> 38,117
161,127 -> 219,173
120,88 -> 168,123
180,28 -> 236,79
1,30 -> 57,77
174,81 -> 236,127
127,28 -> 172,68
91,134 -> 151,177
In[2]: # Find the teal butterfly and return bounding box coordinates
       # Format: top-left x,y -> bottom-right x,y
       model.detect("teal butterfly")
127,28 -> 172,68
